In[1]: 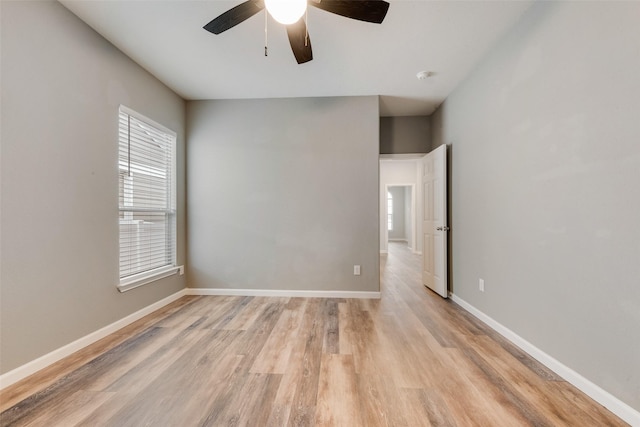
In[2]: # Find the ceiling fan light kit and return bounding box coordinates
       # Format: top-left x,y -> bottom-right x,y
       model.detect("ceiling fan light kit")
264,0 -> 307,25
203,0 -> 390,64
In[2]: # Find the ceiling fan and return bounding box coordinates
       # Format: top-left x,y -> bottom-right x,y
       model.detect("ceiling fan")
203,0 -> 390,64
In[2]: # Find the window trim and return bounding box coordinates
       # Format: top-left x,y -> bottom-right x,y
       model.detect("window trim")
117,105 -> 179,292
118,265 -> 182,293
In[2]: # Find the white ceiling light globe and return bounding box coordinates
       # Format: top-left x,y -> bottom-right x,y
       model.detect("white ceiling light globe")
265,0 -> 307,25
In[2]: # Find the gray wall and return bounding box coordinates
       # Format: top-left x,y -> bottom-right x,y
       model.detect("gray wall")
431,1 -> 640,410
187,97 -> 379,293
380,116 -> 431,154
0,0 -> 186,374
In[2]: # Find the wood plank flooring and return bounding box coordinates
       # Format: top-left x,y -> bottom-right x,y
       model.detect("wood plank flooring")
0,242 -> 627,426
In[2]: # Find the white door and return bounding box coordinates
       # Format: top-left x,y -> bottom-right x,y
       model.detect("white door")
422,145 -> 448,298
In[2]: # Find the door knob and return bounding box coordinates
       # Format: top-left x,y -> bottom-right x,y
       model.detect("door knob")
436,226 -> 450,231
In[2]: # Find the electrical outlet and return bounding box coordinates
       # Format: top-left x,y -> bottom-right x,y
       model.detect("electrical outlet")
179,266 -> 184,275
354,265 -> 361,276
479,278 -> 484,292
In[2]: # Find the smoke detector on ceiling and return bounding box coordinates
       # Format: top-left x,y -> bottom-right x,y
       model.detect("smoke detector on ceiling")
416,71 -> 433,80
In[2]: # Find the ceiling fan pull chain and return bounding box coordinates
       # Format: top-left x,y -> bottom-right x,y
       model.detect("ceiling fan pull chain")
264,10 -> 268,56
305,8 -> 309,47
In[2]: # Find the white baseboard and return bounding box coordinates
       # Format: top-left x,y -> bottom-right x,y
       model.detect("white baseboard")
450,294 -> 640,427
0,289 -> 187,390
186,288 -> 381,299
413,250 -> 422,255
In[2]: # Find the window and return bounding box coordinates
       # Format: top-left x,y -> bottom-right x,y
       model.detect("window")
118,106 -> 177,291
387,191 -> 393,231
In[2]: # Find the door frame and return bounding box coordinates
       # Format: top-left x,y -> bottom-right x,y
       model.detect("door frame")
379,155 -> 424,255
384,183 -> 416,251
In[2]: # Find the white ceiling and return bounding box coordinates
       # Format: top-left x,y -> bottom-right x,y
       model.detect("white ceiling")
59,0 -> 533,116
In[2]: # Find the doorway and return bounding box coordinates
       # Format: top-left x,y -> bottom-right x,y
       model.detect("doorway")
379,157 -> 423,297
385,184 -> 415,250
379,147 -> 449,299
379,157 -> 422,256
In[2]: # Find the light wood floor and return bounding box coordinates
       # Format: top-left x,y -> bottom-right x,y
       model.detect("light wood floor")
0,242 -> 627,426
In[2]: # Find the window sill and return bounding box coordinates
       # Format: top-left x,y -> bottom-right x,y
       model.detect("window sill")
118,265 -> 184,293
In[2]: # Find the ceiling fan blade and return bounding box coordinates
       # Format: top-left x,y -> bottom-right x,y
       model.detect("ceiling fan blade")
203,0 -> 264,35
310,0 -> 389,24
286,19 -> 313,64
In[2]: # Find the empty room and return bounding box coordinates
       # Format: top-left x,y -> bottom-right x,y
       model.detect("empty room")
1,0 -> 639,426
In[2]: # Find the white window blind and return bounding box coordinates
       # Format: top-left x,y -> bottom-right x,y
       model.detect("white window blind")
118,106 -> 176,283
